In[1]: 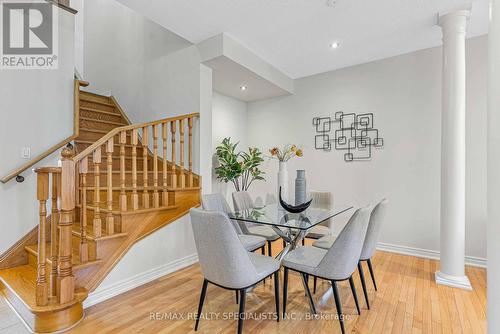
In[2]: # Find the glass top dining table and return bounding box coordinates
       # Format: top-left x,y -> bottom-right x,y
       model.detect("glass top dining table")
228,203 -> 353,232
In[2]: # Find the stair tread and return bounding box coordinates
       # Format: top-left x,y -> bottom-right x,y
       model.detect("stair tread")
80,96 -> 115,107
0,265 -> 87,313
79,116 -> 127,126
80,106 -> 122,116
24,244 -> 102,270
71,224 -> 128,241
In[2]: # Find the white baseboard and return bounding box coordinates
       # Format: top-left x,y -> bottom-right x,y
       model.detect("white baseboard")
377,242 -> 487,268
83,253 -> 199,308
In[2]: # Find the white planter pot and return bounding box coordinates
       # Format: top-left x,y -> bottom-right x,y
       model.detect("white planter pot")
278,161 -> 288,203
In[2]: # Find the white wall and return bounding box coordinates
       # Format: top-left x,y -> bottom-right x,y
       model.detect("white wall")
83,0 -> 193,123
247,36 -> 487,260
0,8 -> 75,253
212,92 -> 249,200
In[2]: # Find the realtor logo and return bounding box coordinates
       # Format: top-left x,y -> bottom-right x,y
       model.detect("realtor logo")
1,0 -> 58,69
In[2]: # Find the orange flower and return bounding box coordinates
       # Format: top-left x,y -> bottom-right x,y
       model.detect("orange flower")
270,147 -> 279,156
295,149 -> 303,157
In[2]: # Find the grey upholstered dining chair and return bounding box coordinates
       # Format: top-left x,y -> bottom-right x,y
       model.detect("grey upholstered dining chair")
303,191 -> 333,244
201,193 -> 266,253
282,206 -> 371,334
312,199 -> 388,309
190,209 -> 281,334
232,191 -> 280,256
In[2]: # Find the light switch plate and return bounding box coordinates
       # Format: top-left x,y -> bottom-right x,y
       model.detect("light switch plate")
21,147 -> 31,159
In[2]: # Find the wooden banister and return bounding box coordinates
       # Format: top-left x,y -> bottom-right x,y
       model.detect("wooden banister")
0,80 -> 88,184
36,171 -> 49,306
73,113 -> 199,163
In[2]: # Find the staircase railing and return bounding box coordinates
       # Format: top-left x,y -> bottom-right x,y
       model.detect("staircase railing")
34,112 -> 200,306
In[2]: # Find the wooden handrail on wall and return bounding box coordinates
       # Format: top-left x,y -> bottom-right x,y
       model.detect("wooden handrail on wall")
0,80 -> 88,184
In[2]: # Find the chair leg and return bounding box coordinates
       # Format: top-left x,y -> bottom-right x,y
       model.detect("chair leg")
195,279 -> 208,331
302,273 -> 317,314
261,246 -> 265,255
358,262 -> 370,309
331,281 -> 345,334
238,289 -> 246,334
236,291 -> 239,304
283,240 -> 286,248
302,238 -> 305,246
267,240 -> 272,257
274,271 -> 280,322
283,267 -> 289,319
313,276 -> 317,294
367,258 -> 378,291
349,276 -> 361,315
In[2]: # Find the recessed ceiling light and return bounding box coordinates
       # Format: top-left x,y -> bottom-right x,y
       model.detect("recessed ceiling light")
240,85 -> 247,91
330,42 -> 340,49
326,0 -> 337,7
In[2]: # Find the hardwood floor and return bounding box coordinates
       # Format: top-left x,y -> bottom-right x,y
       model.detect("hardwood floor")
0,244 -> 487,334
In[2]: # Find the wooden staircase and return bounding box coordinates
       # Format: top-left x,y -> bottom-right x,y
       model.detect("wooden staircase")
0,83 -> 201,333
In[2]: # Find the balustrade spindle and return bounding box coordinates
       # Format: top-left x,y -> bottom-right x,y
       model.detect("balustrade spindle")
142,126 -> 150,209
131,129 -> 139,210
119,131 -> 127,211
36,172 -> 49,306
58,147 -> 76,304
162,123 -> 168,206
179,119 -> 185,189
50,171 -> 60,296
93,147 -> 102,238
188,117 -> 193,187
79,158 -> 88,263
153,125 -> 159,208
106,138 -> 114,235
170,121 -> 177,189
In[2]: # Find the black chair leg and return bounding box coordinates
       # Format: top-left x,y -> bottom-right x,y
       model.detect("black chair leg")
331,281 -> 345,334
261,246 -> 265,255
274,271 -> 280,322
267,240 -> 272,257
283,267 -> 289,319
367,259 -> 378,291
349,276 -> 361,315
358,262 -> 370,309
236,291 -> 239,304
313,276 -> 317,294
283,240 -> 286,248
238,289 -> 246,334
195,279 -> 208,331
302,273 -> 317,314
302,238 -> 305,246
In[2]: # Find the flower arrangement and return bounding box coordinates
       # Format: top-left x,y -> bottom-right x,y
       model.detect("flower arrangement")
215,138 -> 265,191
268,144 -> 303,162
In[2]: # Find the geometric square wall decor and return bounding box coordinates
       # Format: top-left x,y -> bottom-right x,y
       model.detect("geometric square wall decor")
312,111 -> 384,162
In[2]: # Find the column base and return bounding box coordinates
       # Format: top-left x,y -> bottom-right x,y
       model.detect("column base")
435,271 -> 472,290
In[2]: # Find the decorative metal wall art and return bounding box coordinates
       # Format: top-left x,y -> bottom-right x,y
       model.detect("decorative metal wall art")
313,112 -> 384,162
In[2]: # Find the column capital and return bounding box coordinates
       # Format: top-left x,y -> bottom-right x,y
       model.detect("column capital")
438,9 -> 471,35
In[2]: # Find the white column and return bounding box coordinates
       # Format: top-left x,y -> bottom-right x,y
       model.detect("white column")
435,9 -> 472,290
488,0 -> 500,330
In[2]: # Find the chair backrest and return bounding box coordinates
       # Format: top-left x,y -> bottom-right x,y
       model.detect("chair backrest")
265,193 -> 277,205
232,191 -> 255,211
201,193 -> 242,234
309,191 -> 333,227
360,199 -> 388,260
190,208 -> 259,289
316,206 -> 371,280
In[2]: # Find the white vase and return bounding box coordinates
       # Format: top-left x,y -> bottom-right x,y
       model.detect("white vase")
278,161 -> 289,204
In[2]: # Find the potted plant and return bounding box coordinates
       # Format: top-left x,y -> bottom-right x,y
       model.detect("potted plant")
215,138 -> 265,191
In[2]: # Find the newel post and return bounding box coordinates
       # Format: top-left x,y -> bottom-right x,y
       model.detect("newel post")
58,146 -> 76,303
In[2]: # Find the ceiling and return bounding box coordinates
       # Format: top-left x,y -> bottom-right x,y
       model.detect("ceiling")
116,0 -> 489,80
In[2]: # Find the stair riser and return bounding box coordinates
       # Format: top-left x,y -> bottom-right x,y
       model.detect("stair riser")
80,100 -> 115,113
80,109 -> 125,123
26,251 -> 96,276
80,92 -> 112,104
79,118 -> 126,132
79,211 -> 123,234
84,172 -> 173,187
